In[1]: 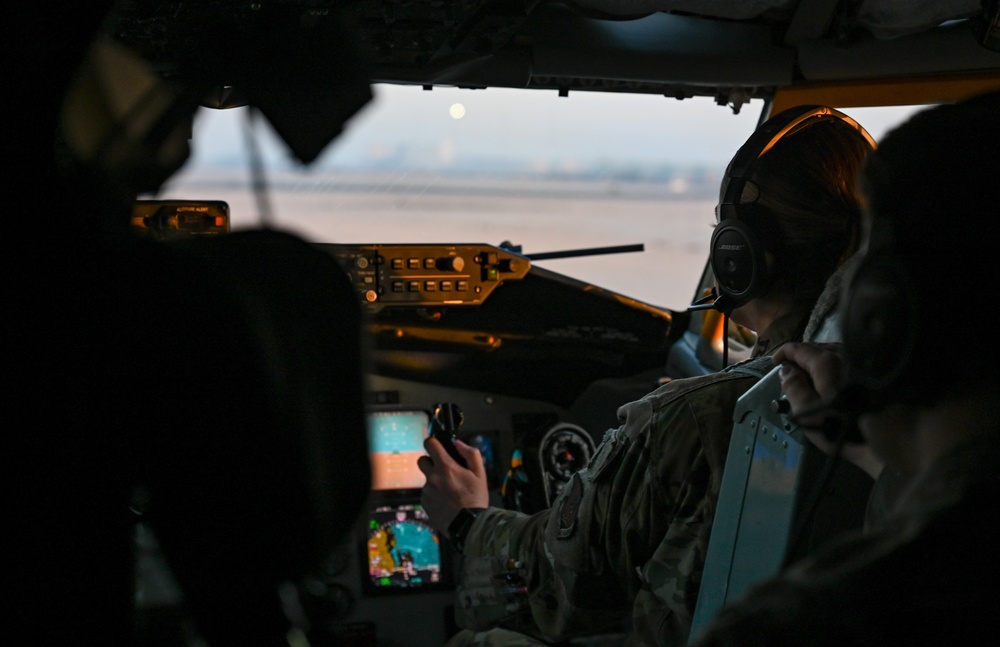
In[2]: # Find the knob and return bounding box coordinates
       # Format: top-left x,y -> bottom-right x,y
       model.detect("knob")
502,258 -> 524,273
438,256 -> 465,272
770,398 -> 791,414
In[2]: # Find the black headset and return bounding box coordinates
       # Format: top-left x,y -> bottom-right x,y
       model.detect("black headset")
709,105 -> 876,313
837,213 -> 921,412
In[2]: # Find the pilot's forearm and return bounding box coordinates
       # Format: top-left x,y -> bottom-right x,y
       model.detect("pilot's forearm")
454,507 -> 546,636
456,504 -> 629,641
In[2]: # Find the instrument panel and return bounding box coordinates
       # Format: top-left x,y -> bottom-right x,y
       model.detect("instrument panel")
316,243 -> 531,310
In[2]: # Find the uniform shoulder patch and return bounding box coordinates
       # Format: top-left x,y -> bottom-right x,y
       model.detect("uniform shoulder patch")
588,431 -> 626,481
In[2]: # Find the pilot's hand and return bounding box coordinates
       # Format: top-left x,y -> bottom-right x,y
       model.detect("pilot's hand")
773,342 -> 845,415
418,436 -> 490,537
773,342 -> 883,478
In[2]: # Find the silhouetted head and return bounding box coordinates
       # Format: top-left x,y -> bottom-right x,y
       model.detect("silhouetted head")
839,90 -> 1000,410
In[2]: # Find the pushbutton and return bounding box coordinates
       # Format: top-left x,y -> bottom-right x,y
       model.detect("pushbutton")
441,281 -> 453,292
408,281 -> 420,291
391,258 -> 404,269
407,258 -> 420,269
425,281 -> 436,292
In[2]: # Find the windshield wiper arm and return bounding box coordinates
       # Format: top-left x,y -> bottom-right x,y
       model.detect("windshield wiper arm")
521,243 -> 645,261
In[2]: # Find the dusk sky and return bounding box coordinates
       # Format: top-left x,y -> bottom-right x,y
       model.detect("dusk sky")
183,84 -> 925,175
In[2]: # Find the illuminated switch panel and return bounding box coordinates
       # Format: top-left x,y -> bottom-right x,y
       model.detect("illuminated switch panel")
317,243 -> 531,310
131,200 -> 230,239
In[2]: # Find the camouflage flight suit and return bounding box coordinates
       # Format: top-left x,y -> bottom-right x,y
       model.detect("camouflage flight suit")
452,312 -> 808,647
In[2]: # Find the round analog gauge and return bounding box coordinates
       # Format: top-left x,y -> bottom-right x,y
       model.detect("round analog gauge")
540,423 -> 596,483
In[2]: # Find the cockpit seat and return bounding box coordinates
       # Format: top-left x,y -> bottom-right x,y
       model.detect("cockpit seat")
688,254 -> 873,640
129,228 -> 372,643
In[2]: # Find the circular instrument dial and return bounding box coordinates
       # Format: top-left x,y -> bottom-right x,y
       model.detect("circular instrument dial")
540,423 -> 595,483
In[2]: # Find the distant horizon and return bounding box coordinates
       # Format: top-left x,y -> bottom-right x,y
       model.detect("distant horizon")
183,85 -> 927,176
175,86 -> 927,214
184,86 -> 763,173
162,164 -> 724,202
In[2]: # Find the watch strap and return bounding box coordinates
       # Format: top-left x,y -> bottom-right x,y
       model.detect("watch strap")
447,507 -> 486,554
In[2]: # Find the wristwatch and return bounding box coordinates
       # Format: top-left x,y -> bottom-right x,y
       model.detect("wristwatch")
447,507 -> 486,554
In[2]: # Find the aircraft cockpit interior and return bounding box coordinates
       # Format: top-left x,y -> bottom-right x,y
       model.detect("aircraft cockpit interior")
12,1 -> 1000,647
129,197 -> 722,643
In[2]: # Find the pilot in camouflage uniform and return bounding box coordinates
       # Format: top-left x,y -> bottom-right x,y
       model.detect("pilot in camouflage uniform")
451,312 -> 806,647
425,108 -> 876,647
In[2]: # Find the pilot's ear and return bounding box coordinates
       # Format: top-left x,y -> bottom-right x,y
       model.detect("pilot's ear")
59,35 -> 193,193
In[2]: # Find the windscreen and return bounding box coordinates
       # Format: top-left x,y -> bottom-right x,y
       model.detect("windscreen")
156,87 -> 924,309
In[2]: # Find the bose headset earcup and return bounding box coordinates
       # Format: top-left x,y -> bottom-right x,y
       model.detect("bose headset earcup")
709,105 -> 876,313
709,215 -> 768,311
838,224 -> 919,409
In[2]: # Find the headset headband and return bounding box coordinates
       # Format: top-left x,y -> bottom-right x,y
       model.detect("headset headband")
719,105 -> 876,218
708,105 -> 876,313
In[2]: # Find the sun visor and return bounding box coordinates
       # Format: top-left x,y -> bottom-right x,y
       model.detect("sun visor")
114,4 -> 374,165
198,7 -> 373,164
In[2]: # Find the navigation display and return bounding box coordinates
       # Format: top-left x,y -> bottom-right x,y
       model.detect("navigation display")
362,501 -> 450,594
367,409 -> 430,491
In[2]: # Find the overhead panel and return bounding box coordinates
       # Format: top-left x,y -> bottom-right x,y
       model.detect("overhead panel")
797,20 -> 1000,81
524,6 -> 795,87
